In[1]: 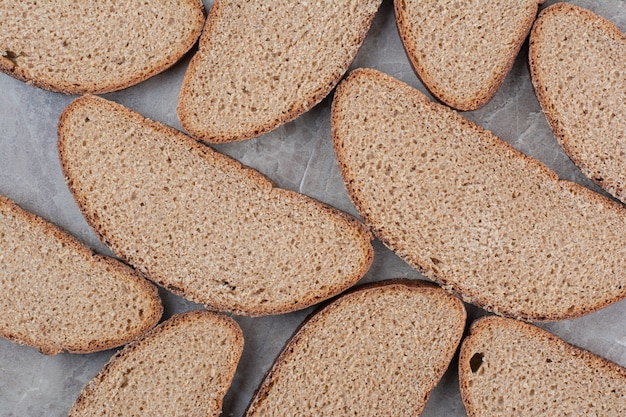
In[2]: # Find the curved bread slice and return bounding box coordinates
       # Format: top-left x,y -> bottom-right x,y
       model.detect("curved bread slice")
245,280 -> 466,416
459,316 -> 626,416
58,96 -> 373,316
177,0 -> 381,143
0,194 -> 162,355
331,68 -> 626,321
395,0 -> 543,111
69,311 -> 243,417
0,0 -> 204,94
530,3 -> 626,203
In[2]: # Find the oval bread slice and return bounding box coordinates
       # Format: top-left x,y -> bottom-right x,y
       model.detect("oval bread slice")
69,310 -> 243,417
58,95 -> 373,316
0,0 -> 205,94
0,194 -> 162,355
459,316 -> 626,416
395,0 -> 544,111
245,280 -> 466,417
177,0 -> 382,143
529,3 -> 626,203
331,68 -> 626,321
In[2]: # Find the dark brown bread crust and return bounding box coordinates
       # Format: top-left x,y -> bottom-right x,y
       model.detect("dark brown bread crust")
245,279 -> 466,416
459,316 -> 626,416
529,3 -> 626,202
394,0 -> 543,111
0,194 -> 162,355
177,0 -> 381,143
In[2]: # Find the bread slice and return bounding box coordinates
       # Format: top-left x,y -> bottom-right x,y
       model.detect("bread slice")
459,316 -> 626,416
177,0 -> 381,143
69,310 -> 243,417
58,95 -> 373,316
394,0 -> 544,111
0,194 -> 162,355
529,3 -> 626,203
0,0 -> 204,94
331,68 -> 626,321
245,280 -> 466,416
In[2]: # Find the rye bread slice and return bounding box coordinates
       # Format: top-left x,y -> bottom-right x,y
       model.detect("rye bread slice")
58,95 -> 373,316
331,68 -> 626,321
0,0 -> 204,94
69,310 -> 243,417
459,316 -> 626,416
177,0 -> 381,143
529,3 -> 626,203
0,194 -> 162,355
245,280 -> 466,417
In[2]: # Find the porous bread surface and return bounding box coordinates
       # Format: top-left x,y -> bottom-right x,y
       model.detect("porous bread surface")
394,0 -> 543,111
70,310 -> 243,417
245,280 -> 466,417
0,194 -> 162,355
530,3 -> 626,203
0,0 -> 204,94
331,68 -> 626,321
459,316 -> 626,416
58,95 -> 373,316
177,0 -> 381,143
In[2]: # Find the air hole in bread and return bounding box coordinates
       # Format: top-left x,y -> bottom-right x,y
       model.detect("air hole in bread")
470,352 -> 484,373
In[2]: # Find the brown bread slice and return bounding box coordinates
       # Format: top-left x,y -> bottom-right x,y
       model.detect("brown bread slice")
69,310 -> 243,417
245,280 -> 466,417
58,96 -> 373,316
459,316 -> 626,416
0,194 -> 162,355
394,0 -> 544,111
0,0 -> 204,94
177,0 -> 381,143
529,3 -> 626,203
331,68 -> 626,321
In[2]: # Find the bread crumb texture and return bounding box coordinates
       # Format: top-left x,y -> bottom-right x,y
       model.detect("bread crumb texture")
69,311 -> 243,417
395,0 -> 543,110
530,3 -> 626,203
0,0 -> 204,94
58,96 -> 373,316
331,68 -> 626,321
0,195 -> 162,355
246,280 -> 466,417
459,316 -> 626,416
177,0 -> 381,143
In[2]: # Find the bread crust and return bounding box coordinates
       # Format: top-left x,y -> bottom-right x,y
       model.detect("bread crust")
245,279 -> 466,416
394,0 -> 543,111
529,3 -> 626,203
0,194 -> 162,355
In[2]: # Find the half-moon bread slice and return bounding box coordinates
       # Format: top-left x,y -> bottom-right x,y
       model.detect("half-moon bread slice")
459,316 -> 626,416
245,280 -> 466,416
0,0 -> 205,94
529,3 -> 626,203
331,68 -> 626,321
177,0 -> 382,143
0,194 -> 162,355
69,310 -> 243,417
58,95 -> 373,316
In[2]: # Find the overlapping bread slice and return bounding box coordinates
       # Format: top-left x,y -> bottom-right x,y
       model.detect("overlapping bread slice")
0,194 -> 162,354
177,0 -> 382,143
69,310 -> 243,417
331,68 -> 626,321
530,3 -> 626,203
58,96 -> 373,316
245,280 -> 466,416
394,0 -> 544,110
0,0 -> 204,94
459,316 -> 626,416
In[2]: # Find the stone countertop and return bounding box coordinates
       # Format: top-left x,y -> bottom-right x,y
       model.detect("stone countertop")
0,1 -> 624,416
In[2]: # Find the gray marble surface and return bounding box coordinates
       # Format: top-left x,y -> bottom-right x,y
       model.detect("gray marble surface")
1,1 -> 625,416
